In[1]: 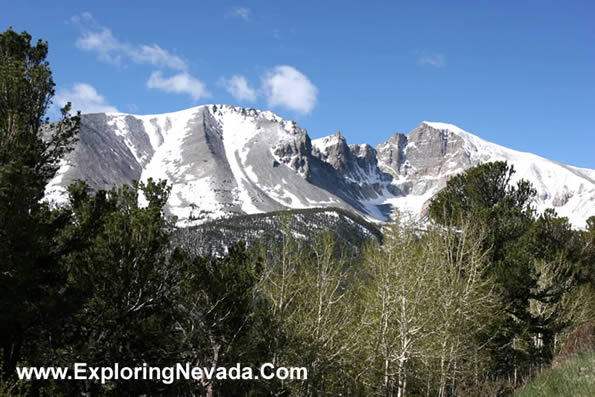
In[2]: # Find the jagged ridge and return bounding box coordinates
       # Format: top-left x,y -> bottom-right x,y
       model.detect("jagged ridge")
45,105 -> 595,228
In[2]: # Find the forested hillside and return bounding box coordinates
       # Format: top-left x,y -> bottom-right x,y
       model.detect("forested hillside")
173,207 -> 382,257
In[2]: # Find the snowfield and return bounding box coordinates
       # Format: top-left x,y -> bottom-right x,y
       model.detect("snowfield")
44,105 -> 595,229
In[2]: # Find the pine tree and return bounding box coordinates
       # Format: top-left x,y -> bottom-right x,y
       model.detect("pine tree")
175,242 -> 265,397
54,179 -> 184,395
428,162 -> 536,377
0,28 -> 79,378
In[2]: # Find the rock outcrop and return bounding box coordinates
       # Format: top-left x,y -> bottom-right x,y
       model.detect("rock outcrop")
44,106 -> 595,228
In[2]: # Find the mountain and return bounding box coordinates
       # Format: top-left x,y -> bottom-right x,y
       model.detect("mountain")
44,104 -> 595,228
173,207 -> 382,257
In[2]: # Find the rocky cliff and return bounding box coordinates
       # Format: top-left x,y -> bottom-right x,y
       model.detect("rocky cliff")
45,105 -> 595,228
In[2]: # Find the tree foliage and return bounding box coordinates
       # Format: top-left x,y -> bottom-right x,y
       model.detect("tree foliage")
1,27 -> 593,396
429,161 -> 595,386
0,28 -> 79,378
175,242 -> 267,397
360,219 -> 501,396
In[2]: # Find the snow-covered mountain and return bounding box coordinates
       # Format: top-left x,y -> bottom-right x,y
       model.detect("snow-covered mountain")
45,104 -> 595,228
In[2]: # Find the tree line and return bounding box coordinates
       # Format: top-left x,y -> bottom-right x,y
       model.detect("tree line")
1,28 -> 594,396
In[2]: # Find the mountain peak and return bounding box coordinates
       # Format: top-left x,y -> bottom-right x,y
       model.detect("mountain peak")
420,121 -> 469,136
45,108 -> 595,229
97,104 -> 291,126
312,132 -> 347,153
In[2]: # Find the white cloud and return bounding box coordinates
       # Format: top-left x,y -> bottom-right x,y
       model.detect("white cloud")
68,11 -> 93,25
147,71 -> 211,101
418,54 -> 446,68
54,83 -> 118,114
226,7 -> 251,21
219,75 -> 257,102
75,26 -> 123,65
130,44 -> 187,71
262,65 -> 317,114
72,13 -> 187,71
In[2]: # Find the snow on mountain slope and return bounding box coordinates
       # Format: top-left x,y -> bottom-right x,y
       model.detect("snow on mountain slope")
45,105 -> 349,226
417,122 -> 595,227
312,133 -> 343,153
44,105 -> 595,229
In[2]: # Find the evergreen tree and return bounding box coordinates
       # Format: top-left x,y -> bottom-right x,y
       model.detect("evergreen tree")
427,161 -> 592,384
527,211 -> 595,368
0,28 -> 79,378
47,180 -> 182,394
176,242 -> 267,397
579,216 -> 595,287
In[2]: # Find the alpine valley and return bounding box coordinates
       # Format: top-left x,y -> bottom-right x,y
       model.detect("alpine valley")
45,104 -> 595,229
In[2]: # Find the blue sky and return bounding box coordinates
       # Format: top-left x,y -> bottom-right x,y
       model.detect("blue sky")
3,0 -> 594,168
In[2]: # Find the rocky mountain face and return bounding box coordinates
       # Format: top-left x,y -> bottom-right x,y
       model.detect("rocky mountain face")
45,105 -> 595,228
